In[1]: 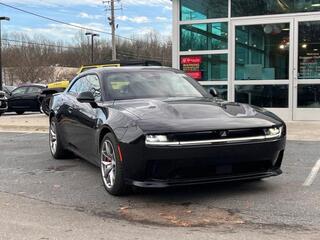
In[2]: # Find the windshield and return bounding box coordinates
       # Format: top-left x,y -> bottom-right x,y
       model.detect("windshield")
104,70 -> 207,100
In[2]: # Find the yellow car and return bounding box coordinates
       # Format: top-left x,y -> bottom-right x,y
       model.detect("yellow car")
47,80 -> 70,90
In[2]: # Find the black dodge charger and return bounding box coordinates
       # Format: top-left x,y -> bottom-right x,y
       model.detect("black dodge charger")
49,67 -> 286,195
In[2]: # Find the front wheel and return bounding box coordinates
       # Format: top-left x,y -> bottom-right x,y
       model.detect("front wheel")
100,133 -> 129,196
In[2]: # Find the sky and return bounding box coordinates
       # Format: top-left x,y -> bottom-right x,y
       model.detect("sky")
0,0 -> 172,43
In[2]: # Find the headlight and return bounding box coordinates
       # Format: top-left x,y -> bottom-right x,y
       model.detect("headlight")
264,126 -> 283,138
146,135 -> 168,143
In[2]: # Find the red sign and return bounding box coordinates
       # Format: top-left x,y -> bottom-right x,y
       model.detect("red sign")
181,56 -> 202,65
186,71 -> 202,80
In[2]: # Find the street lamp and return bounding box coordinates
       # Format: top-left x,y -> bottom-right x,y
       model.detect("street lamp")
0,16 -> 10,91
85,32 -> 100,64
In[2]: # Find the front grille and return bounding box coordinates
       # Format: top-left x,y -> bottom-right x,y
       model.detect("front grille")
146,159 -> 272,180
167,128 -> 266,142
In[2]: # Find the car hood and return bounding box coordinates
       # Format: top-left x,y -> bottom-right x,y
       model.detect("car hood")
113,98 -> 283,133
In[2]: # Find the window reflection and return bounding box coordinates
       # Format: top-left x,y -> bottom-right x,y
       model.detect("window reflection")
180,55 -> 228,81
298,21 -> 320,79
235,24 -> 290,80
180,0 -> 228,20
298,84 -> 320,108
232,0 -> 320,17
202,85 -> 228,100
235,85 -> 289,108
180,23 -> 228,51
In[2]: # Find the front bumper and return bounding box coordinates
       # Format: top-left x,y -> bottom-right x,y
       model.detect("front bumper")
129,170 -> 282,188
121,136 -> 286,188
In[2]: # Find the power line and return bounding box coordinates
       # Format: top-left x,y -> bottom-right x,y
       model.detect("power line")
0,2 -> 172,46
3,38 -> 81,49
2,38 -> 171,61
0,1 -> 135,42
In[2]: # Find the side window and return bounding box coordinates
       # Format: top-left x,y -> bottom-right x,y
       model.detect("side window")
12,87 -> 28,95
68,77 -> 85,96
27,87 -> 42,94
68,75 -> 101,101
86,75 -> 102,101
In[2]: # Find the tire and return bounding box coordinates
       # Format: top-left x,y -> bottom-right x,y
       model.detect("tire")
49,117 -> 72,159
100,133 -> 129,196
41,95 -> 51,116
16,111 -> 25,115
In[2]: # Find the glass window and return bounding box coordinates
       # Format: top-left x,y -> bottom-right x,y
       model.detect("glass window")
180,0 -> 228,21
83,75 -> 102,101
235,85 -> 289,108
27,87 -> 42,94
180,54 -> 228,81
68,77 -> 85,96
11,87 -> 28,95
180,22 -> 228,51
202,85 -> 228,100
298,84 -> 320,108
232,0 -> 320,17
298,21 -> 320,79
104,71 -> 206,100
235,24 -> 290,80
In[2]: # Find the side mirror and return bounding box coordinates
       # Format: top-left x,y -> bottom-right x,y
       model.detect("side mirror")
77,91 -> 98,108
209,88 -> 219,98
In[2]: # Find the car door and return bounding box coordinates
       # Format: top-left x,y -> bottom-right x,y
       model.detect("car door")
7,86 -> 29,111
71,75 -> 102,161
25,86 -> 43,111
62,76 -> 86,148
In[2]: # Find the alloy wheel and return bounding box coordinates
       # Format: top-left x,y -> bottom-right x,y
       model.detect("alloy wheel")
101,140 -> 117,189
49,121 -> 57,155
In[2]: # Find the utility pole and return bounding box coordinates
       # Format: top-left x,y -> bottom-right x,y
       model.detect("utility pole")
110,0 -> 116,61
0,16 -> 10,91
103,0 -> 121,61
85,32 -> 100,64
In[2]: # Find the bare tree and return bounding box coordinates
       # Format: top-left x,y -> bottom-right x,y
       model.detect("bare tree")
2,31 -> 172,85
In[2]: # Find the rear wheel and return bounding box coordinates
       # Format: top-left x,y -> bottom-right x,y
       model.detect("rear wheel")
49,117 -> 71,159
100,133 -> 129,196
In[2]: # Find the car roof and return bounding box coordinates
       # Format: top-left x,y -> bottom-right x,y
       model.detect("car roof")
18,84 -> 46,88
80,66 -> 181,76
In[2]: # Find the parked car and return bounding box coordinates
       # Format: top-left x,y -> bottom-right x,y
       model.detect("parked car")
49,67 -> 286,196
7,84 -> 46,115
0,90 -> 8,116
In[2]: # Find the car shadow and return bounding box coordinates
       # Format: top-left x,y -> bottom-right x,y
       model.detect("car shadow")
129,179 -> 277,204
67,156 -> 280,207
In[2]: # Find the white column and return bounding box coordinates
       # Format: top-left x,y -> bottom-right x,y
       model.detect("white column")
172,0 -> 180,69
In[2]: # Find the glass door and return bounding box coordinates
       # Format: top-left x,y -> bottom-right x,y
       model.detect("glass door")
293,17 -> 320,120
231,18 -> 294,121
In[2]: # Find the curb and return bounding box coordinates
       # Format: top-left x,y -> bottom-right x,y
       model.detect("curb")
0,125 -> 48,133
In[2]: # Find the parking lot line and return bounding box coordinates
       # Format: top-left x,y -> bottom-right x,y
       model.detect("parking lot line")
303,159 -> 320,187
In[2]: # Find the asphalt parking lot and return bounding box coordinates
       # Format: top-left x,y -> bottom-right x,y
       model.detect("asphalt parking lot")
0,131 -> 320,239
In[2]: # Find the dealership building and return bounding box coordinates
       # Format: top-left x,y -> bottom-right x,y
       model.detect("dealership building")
172,0 -> 320,120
